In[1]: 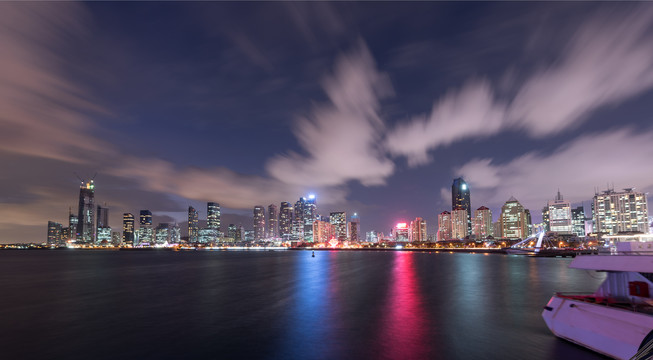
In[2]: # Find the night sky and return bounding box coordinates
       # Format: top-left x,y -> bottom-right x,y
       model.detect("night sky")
2,2 -> 653,243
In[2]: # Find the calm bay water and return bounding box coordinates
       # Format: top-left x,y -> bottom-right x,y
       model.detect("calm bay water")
0,250 -> 606,359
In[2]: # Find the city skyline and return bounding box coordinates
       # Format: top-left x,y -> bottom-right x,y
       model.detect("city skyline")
3,2 -> 653,243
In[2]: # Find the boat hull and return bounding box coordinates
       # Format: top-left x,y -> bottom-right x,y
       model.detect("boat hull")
542,295 -> 653,359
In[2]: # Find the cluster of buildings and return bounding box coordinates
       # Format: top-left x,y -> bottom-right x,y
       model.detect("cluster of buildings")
435,178 -> 650,241
46,177 -> 650,247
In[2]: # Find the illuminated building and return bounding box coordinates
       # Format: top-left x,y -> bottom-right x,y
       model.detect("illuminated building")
122,213 -> 134,246
228,224 -> 237,240
303,195 -> 317,242
76,180 -> 95,243
329,211 -> 347,241
547,191 -> 572,234
140,210 -> 152,226
111,231 -> 121,246
244,230 -> 254,242
593,187 -> 649,235
525,209 -> 533,236
541,206 -> 550,232
349,213 -> 361,242
267,204 -> 278,239
137,210 -> 153,245
199,228 -> 219,244
279,202 -> 293,240
452,177 -> 471,235
313,219 -> 335,243
393,222 -> 409,242
409,217 -> 427,242
500,197 -> 528,239
207,202 -> 221,231
292,198 -> 305,241
47,221 -> 63,245
170,224 -> 181,244
451,208 -> 469,239
97,227 -> 112,244
253,206 -> 265,241
188,206 -> 198,242
155,223 -> 170,244
473,206 -> 493,239
572,206 -> 586,237
68,210 -> 78,240
437,211 -> 452,241
366,231 -> 378,243
61,227 -> 70,241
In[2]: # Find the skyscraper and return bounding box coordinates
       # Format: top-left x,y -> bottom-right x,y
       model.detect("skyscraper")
68,209 -> 78,240
279,202 -> 293,240
47,221 -> 63,246
227,224 -> 237,240
409,217 -> 427,242
123,213 -> 134,246
452,177 -> 471,235
451,208 -> 469,239
76,180 -> 95,243
293,198 -> 305,241
188,206 -> 198,243
437,211 -> 452,241
473,206 -> 493,239
349,213 -> 361,242
572,206 -> 586,237
593,187 -> 649,235
96,205 -> 109,244
329,211 -> 347,241
207,202 -> 221,232
313,219 -> 335,243
547,191 -> 572,234
253,206 -> 265,241
500,197 -> 528,239
303,195 -> 317,242
267,204 -> 278,239
138,210 -> 153,245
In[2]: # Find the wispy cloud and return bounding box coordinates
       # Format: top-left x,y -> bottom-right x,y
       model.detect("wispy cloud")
455,129 -> 653,214
266,41 -> 395,187
386,5 -> 653,165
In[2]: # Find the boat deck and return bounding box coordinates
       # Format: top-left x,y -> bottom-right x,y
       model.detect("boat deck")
556,293 -> 653,316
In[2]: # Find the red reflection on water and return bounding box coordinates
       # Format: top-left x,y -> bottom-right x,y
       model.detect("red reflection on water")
378,252 -> 430,359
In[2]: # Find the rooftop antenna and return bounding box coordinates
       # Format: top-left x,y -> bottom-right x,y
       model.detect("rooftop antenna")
74,172 -> 84,183
91,172 -> 97,181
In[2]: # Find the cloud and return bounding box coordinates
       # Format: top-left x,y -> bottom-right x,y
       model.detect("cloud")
266,41 -> 395,187
386,5 -> 653,165
455,129 -> 653,217
0,3 -> 112,163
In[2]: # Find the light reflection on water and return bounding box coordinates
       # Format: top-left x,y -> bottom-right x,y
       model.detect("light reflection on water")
0,251 -> 606,360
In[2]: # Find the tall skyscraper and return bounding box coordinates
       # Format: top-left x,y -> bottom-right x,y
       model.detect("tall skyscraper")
547,191 -> 572,234
138,210 -> 153,245
140,210 -> 152,226
279,202 -> 293,240
253,206 -> 265,241
47,221 -> 63,246
593,187 -> 649,235
473,206 -> 493,239
393,222 -> 409,242
68,209 -> 78,240
409,217 -> 427,242
267,204 -> 278,239
227,224 -> 237,240
207,202 -> 221,231
313,219 -> 335,243
76,180 -> 95,243
123,213 -> 135,246
437,211 -> 452,241
452,177 -> 471,235
293,198 -> 305,241
500,197 -> 528,239
349,213 -> 361,242
188,206 -> 198,243
451,208 -> 469,239
572,206 -> 586,237
97,205 -> 109,229
541,205 -> 550,232
329,212 -> 347,241
303,195 -> 317,242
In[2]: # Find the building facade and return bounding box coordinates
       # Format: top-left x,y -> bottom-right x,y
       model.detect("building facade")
330,212 -> 347,241
452,177 -> 472,235
451,208 -> 469,239
207,202 -> 221,232
76,180 -> 95,243
500,197 -> 528,239
593,188 -> 649,235
253,206 -> 265,241
473,206 -> 493,239
267,204 -> 278,239
437,211 -> 452,241
313,219 -> 335,243
279,202 -> 293,240
188,206 -> 198,243
47,221 -> 63,246
409,217 -> 427,242
349,213 -> 361,242
572,206 -> 586,237
547,191 -> 573,234
122,213 -> 134,246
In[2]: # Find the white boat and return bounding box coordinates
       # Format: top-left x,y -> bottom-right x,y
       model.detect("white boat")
542,241 -> 653,359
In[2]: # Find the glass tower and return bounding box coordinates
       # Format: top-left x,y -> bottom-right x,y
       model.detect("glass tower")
76,180 -> 95,243
451,178 -> 471,235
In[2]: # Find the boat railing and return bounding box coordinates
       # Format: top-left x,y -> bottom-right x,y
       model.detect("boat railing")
555,292 -> 653,315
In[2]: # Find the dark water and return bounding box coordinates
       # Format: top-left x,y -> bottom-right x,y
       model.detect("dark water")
0,250 -> 606,359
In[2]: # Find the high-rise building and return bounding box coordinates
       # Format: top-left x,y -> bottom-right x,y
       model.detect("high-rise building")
227,224 -> 237,240
393,222 -> 409,242
111,231 -> 121,246
349,213 -> 361,242
473,206 -> 493,239
572,206 -> 586,237
279,202 -> 293,240
97,227 -> 111,244
122,213 -> 135,246
96,205 -> 110,244
525,209 -> 533,236
437,211 -> 452,241
329,212 -> 347,241
452,177 -> 471,235
170,224 -> 181,244
136,210 -> 153,246
155,223 -> 171,244
593,187 -> 649,235
547,191 -> 572,234
188,206 -> 199,242
267,204 -> 278,239
76,180 -> 95,243
207,202 -> 221,231
409,217 -> 427,242
140,210 -> 152,226
68,209 -> 78,240
541,205 -> 550,232
303,195 -> 317,242
313,219 -> 335,243
500,197 -> 528,239
366,231 -> 378,243
293,198 -> 305,241
47,221 -> 63,246
451,208 -> 469,239
253,206 -> 265,241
